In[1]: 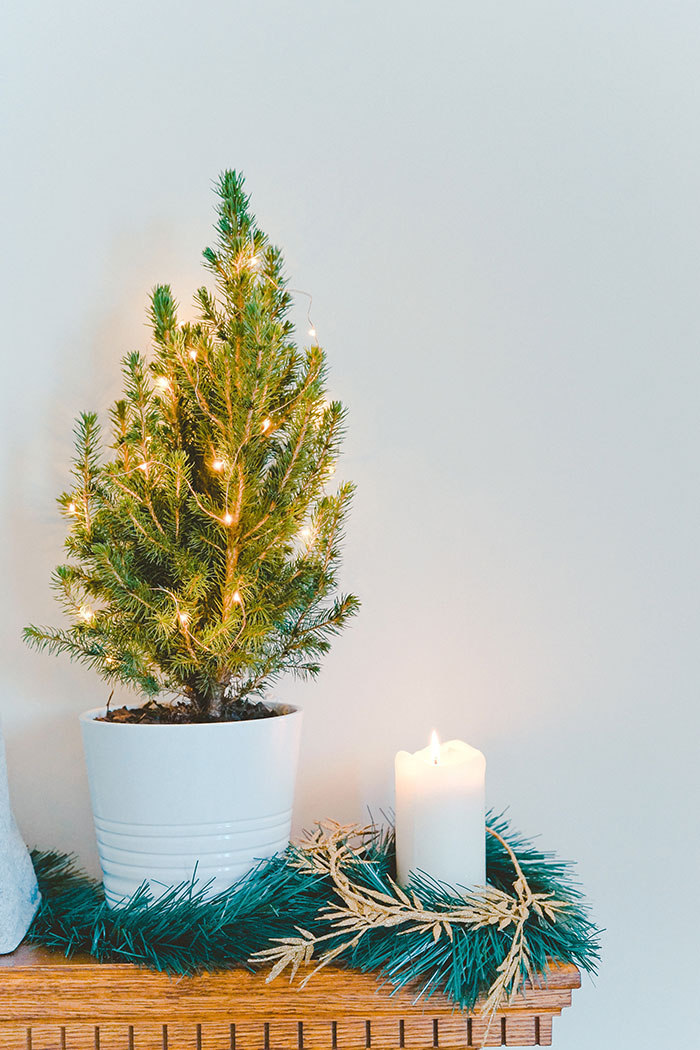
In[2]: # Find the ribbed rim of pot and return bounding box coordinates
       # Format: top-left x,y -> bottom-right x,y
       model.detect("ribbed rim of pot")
79,700 -> 301,725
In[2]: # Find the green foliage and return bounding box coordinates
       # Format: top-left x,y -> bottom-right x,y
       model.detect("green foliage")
28,849 -> 320,975
339,812 -> 601,1008
28,814 -> 599,1010
25,172 -> 359,717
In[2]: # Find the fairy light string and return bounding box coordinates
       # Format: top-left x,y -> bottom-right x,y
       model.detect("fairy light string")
65,247 -> 328,651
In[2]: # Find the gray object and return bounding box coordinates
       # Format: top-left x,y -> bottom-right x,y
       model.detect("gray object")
0,721 -> 39,953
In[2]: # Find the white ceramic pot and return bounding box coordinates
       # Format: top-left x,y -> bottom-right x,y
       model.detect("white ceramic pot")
80,703 -> 302,907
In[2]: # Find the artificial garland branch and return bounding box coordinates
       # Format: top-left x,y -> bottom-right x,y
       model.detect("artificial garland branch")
27,812 -> 599,1025
254,821 -> 569,1037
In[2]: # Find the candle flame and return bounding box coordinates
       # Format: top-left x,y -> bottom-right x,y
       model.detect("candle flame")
430,730 -> 440,765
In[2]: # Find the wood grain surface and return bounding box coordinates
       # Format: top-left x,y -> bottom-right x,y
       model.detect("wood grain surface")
0,946 -> 580,1049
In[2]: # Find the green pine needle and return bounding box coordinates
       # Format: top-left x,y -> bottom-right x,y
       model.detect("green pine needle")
28,813 -> 600,1011
24,171 -> 359,719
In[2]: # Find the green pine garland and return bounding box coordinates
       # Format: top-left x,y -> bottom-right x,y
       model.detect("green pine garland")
27,813 -> 599,1014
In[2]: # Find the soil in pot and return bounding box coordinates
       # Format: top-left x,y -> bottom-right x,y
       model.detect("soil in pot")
98,697 -> 280,724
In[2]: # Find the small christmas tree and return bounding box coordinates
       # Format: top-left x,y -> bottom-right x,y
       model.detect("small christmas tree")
26,172 -> 358,721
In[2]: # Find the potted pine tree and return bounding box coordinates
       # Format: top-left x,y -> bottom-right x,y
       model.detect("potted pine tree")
25,172 -> 358,906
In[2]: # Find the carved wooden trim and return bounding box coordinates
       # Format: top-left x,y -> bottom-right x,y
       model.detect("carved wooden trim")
0,946 -> 580,1048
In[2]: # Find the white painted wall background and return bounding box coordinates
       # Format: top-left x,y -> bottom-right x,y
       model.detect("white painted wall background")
2,2 -> 698,1045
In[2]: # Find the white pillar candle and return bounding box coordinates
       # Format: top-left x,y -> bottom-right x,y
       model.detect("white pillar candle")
394,732 -> 486,890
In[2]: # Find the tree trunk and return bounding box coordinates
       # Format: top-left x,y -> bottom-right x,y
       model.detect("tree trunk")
199,679 -> 226,721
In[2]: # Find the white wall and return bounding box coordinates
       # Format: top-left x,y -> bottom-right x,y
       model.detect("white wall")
2,2 -> 698,1045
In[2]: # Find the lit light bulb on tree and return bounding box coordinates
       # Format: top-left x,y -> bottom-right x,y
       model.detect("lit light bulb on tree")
78,606 -> 95,622
67,502 -> 77,515
308,327 -> 316,339
300,526 -> 312,542
24,171 -> 360,762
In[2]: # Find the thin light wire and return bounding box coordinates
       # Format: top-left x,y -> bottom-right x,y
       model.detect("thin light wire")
288,288 -> 318,345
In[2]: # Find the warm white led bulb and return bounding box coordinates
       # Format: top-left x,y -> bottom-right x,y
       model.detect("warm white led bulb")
308,327 -> 316,338
79,606 -> 95,622
178,611 -> 190,625
232,590 -> 243,604
223,512 -> 233,526
67,502 -> 77,515
156,376 -> 171,390
212,458 -> 225,471
300,527 -> 312,540
261,418 -> 272,433
189,349 -> 198,361
138,462 -> 149,472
